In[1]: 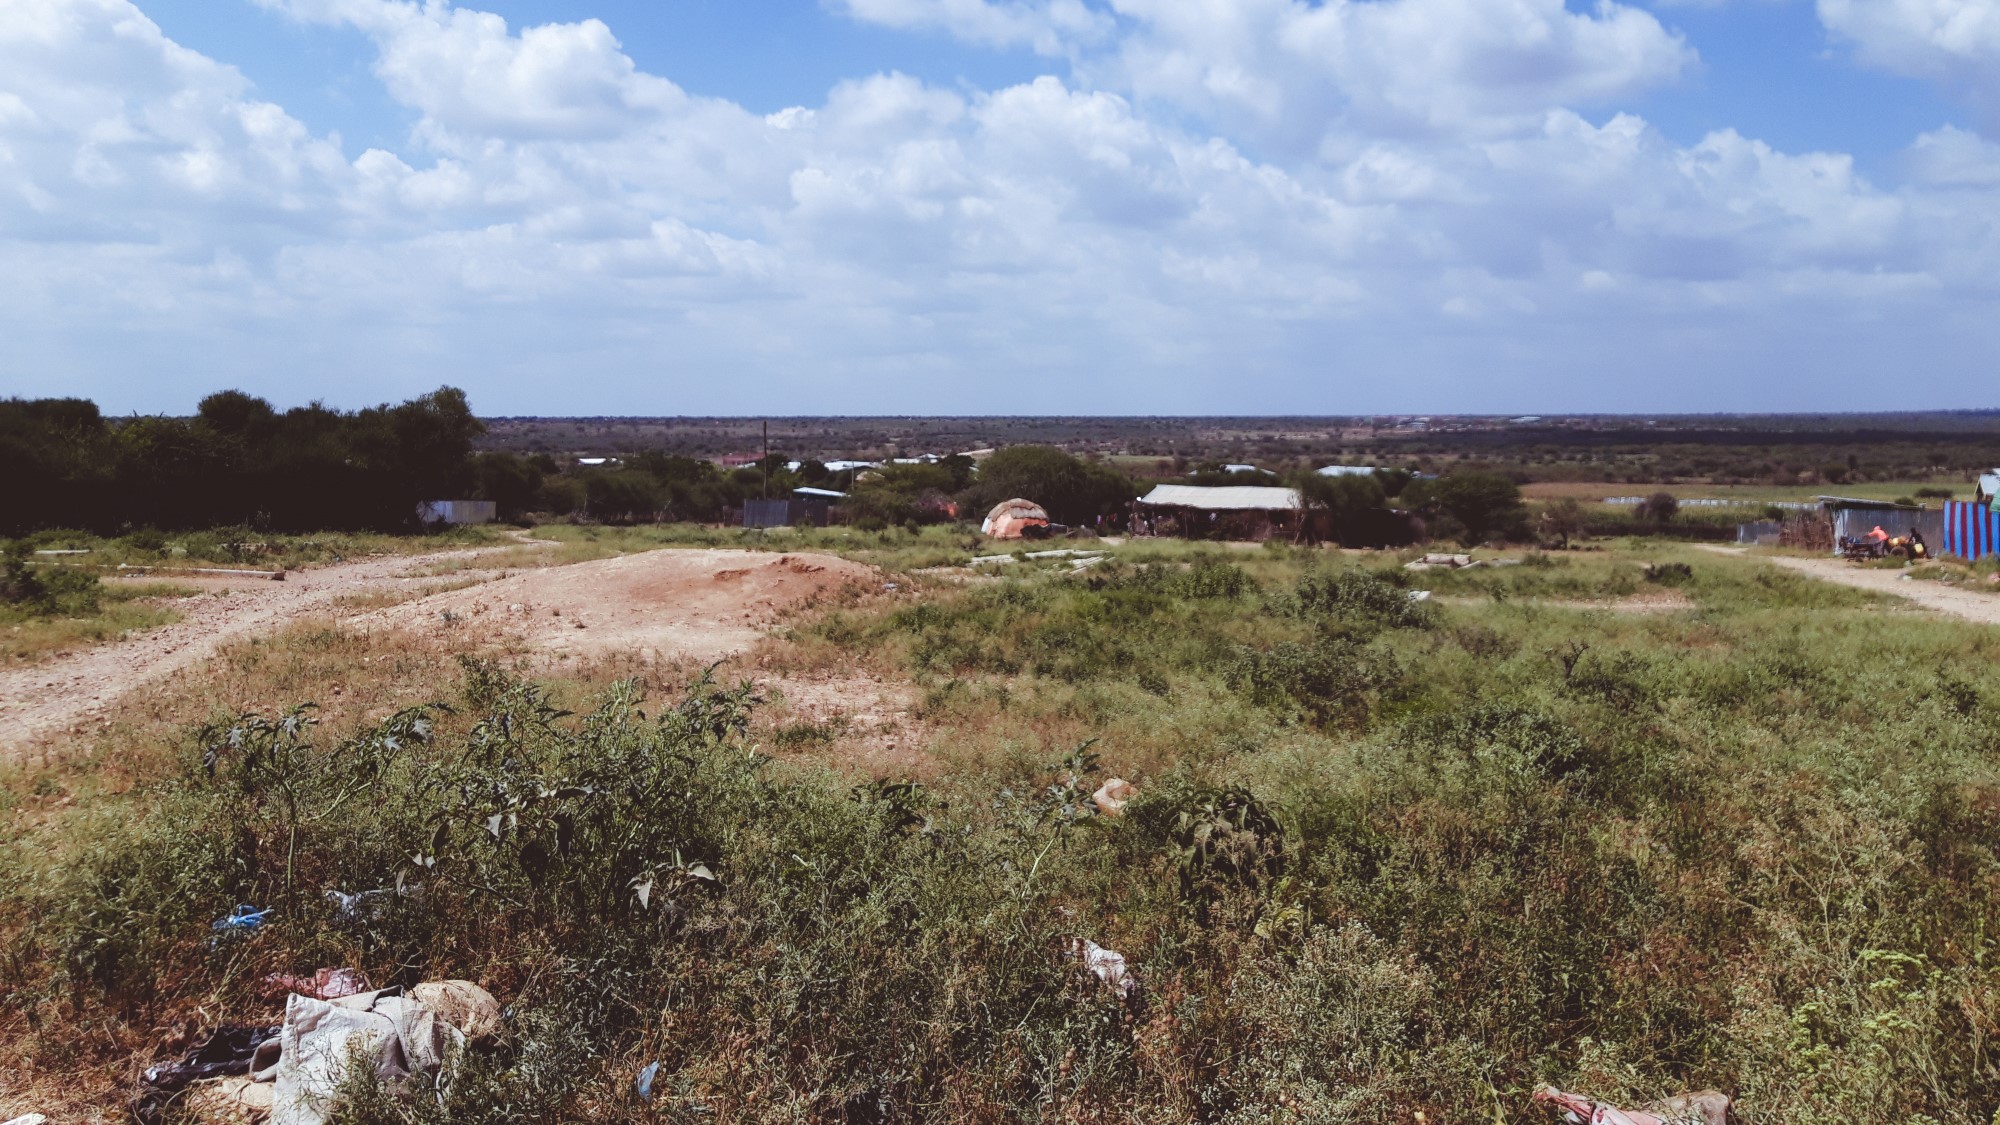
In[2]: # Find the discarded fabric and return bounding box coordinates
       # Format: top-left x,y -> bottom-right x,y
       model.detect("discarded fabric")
212,904 -> 271,936
270,981 -> 502,1125
1533,1085 -> 1729,1125
1092,778 -> 1137,817
133,1025 -> 280,1125
184,1075 -> 274,1123
259,967 -> 371,1002
141,1025 -> 280,1091
1065,937 -> 1138,1000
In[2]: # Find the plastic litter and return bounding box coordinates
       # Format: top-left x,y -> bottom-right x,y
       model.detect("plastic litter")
635,1060 -> 660,1102
1065,937 -> 1138,1000
1533,1086 -> 1729,1125
211,904 -> 271,936
325,887 -> 390,923
1408,590 -> 1433,602
1092,778 -> 1137,817
259,967 -> 371,1002
4,1114 -> 50,1125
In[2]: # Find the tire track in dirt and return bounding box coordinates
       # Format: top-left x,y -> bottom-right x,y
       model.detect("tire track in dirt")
0,547 -> 512,755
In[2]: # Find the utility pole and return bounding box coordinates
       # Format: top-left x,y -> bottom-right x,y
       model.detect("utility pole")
762,420 -> 769,501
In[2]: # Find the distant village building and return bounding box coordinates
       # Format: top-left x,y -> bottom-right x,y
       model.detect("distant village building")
1976,470 -> 2000,508
1132,484 -> 1303,541
415,500 -> 497,527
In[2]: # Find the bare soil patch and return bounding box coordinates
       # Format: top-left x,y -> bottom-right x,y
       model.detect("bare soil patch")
759,672 -> 932,777
361,549 -> 881,666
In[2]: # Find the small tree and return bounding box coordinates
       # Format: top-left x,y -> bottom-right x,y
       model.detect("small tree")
1540,498 -> 1585,549
1293,471 -> 1387,546
1417,470 -> 1525,544
1636,491 -> 1679,525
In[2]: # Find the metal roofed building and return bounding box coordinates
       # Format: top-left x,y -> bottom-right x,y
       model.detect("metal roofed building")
1133,484 -> 1303,541
1976,471 -> 2000,508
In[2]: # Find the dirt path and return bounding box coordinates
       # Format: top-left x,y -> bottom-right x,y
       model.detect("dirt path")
0,543 -> 885,757
0,547 -> 511,753
360,549 -> 880,664
1704,546 -> 2000,624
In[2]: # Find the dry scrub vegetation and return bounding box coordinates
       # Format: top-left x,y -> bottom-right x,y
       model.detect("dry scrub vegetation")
4,542 -> 2000,1123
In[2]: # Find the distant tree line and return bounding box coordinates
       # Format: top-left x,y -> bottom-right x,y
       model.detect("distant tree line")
0,388 -> 484,534
4,388 -> 1549,547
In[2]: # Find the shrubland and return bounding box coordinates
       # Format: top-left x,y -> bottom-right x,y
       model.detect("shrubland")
3,543 -> 1998,1122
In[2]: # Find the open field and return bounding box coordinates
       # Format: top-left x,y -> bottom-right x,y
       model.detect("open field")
1522,480 -> 1957,504
5,533 -> 2000,1122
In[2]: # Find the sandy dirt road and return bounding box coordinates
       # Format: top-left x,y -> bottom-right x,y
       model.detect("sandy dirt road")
0,545 -> 881,756
0,547 -> 527,753
361,548 -> 879,663
1706,546 -> 2000,624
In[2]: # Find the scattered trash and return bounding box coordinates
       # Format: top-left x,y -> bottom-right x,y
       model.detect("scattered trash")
635,1060 -> 660,1103
1533,1086 -> 1729,1125
325,886 -> 393,924
259,967 -> 371,1002
1408,590 -> 1433,602
410,979 -> 504,1044
211,904 -> 270,937
884,582 -> 899,591
1064,937 -> 1138,1000
1092,778 -> 1137,817
4,1113 -> 50,1125
185,1075 -> 274,1122
133,981 -> 504,1125
134,1025 -> 281,1124
1404,553 -> 1474,571
269,980 -> 504,1125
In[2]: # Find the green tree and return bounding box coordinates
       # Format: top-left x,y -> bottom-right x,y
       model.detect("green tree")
960,446 -> 1135,525
1292,471 -> 1387,546
1636,491 -> 1679,525
1539,497 -> 1586,549
1416,470 -> 1525,544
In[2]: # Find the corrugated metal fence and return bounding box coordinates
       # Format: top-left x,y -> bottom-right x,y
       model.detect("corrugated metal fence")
1833,506 -> 1941,551
1944,501 -> 2000,560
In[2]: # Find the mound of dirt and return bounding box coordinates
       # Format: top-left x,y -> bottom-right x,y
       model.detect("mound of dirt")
364,549 -> 879,663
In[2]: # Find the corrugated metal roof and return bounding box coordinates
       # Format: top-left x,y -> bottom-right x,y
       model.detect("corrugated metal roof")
1137,485 -> 1301,511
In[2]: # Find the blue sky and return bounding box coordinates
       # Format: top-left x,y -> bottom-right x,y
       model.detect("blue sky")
3,0 -> 1999,414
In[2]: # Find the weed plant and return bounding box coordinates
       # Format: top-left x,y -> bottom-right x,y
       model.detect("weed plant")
2,545 -> 1998,1121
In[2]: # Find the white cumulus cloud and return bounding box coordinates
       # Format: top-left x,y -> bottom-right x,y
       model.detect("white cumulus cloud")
0,0 -> 1997,411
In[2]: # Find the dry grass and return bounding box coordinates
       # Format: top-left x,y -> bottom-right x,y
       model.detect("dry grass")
0,582 -> 199,666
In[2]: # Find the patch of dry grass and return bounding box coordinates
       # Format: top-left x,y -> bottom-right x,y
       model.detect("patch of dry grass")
0,582 -> 200,666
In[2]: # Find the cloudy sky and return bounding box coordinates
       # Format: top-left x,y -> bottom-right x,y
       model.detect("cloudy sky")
2,0 -> 1998,414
